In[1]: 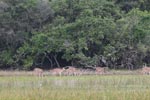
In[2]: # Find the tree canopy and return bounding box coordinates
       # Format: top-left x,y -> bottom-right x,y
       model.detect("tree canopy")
0,0 -> 150,70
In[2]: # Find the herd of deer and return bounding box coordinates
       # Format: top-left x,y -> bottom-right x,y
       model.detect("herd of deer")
33,66 -> 107,77
33,65 -> 150,77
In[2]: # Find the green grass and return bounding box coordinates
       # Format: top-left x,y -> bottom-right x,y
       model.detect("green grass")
0,75 -> 150,100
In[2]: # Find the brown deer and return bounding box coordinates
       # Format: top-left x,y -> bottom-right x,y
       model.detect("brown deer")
65,66 -> 78,76
33,68 -> 44,77
95,67 -> 105,75
141,66 -> 150,75
50,68 -> 65,76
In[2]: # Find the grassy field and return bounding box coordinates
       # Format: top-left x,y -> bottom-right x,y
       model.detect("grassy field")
0,75 -> 150,100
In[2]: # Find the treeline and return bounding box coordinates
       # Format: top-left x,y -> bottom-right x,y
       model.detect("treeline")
0,0 -> 150,70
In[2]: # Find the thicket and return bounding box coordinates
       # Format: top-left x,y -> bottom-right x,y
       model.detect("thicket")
0,0 -> 150,70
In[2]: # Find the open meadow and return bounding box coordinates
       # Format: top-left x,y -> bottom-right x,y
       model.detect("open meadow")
0,74 -> 150,100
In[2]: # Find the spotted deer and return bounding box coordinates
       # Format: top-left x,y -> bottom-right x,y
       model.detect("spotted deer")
50,68 -> 65,76
65,66 -> 79,76
33,68 -> 44,77
141,66 -> 150,75
95,67 -> 105,75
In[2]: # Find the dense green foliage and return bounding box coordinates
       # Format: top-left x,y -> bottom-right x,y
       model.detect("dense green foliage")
0,0 -> 150,70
